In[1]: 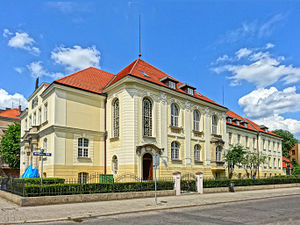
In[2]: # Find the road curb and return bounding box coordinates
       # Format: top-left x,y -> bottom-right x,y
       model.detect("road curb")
4,193 -> 300,224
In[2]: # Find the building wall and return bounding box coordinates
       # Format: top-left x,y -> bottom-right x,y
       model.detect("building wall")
290,143 -> 300,164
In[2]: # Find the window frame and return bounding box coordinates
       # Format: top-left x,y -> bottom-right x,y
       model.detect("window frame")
142,98 -> 153,136
78,138 -> 89,158
113,99 -> 120,138
212,115 -> 218,134
193,110 -> 200,131
216,146 -> 222,162
171,141 -> 179,160
194,144 -> 201,162
171,103 -> 179,127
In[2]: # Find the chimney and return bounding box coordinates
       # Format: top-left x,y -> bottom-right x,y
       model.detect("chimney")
35,77 -> 39,90
18,105 -> 22,113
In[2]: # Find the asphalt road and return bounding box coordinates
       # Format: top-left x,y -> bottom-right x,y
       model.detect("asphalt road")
26,195 -> 300,225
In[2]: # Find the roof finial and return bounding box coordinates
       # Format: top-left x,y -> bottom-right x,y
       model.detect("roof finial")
138,14 -> 142,58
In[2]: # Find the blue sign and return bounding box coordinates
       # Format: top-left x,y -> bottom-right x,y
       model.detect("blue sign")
33,152 -> 52,156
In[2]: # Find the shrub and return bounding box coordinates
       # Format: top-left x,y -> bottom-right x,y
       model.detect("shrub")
23,181 -> 174,197
294,166 -> 300,175
14,178 -> 65,185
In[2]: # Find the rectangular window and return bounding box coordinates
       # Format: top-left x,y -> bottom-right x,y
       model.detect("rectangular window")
78,138 -> 89,158
44,103 -> 48,122
32,96 -> 38,109
229,133 -> 232,145
238,134 -> 241,144
253,138 -> 256,149
38,108 -> 42,125
169,81 -> 176,89
246,136 -> 249,148
29,116 -> 32,127
25,119 -> 27,130
187,88 -> 194,95
263,139 -> 266,150
33,112 -> 36,126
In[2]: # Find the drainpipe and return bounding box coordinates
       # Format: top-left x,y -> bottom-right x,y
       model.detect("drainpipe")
104,95 -> 107,174
257,132 -> 260,179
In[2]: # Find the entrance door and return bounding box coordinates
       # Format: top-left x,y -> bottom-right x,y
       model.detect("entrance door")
143,153 -> 153,180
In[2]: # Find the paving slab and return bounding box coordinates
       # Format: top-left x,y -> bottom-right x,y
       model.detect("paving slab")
0,187 -> 299,224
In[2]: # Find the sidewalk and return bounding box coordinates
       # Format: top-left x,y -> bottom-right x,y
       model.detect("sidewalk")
1,187 -> 300,224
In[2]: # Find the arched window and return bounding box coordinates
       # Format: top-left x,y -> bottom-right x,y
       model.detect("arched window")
171,103 -> 179,127
112,155 -> 118,175
212,115 -> 218,134
78,138 -> 89,158
171,141 -> 179,160
193,110 -> 200,131
78,172 -> 88,184
113,99 -> 119,138
143,98 -> 152,136
216,146 -> 222,162
194,144 -> 201,162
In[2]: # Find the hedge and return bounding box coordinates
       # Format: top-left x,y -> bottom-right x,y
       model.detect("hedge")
203,177 -> 300,188
14,178 -> 65,185
23,181 -> 174,197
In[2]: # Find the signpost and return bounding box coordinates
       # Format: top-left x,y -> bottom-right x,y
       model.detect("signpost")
153,154 -> 160,205
33,149 -> 52,185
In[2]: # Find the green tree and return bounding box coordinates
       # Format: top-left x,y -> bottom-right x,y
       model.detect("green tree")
241,152 -> 267,178
291,158 -> 298,168
0,123 -> 21,169
272,129 -> 298,158
224,144 -> 246,179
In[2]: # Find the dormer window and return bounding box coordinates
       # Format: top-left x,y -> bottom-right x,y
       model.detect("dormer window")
178,83 -> 196,95
160,76 -> 179,90
169,81 -> 176,89
259,125 -> 269,132
187,88 -> 194,95
236,120 -> 240,126
227,117 -> 232,123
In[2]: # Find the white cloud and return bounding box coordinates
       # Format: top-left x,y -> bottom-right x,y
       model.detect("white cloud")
254,115 -> 300,138
3,28 -> 12,37
5,29 -> 40,55
27,61 -> 63,79
51,45 -> 100,71
235,48 -> 252,59
47,1 -> 76,13
14,67 -> 23,74
216,54 -> 231,63
0,88 -> 27,109
265,43 -> 275,49
213,46 -> 300,88
239,86 -> 300,119
219,13 -> 285,43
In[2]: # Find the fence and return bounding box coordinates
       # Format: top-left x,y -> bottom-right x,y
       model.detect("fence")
0,174 -> 174,197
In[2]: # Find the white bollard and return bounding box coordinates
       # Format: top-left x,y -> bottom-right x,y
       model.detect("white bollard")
173,172 -> 181,196
196,172 -> 203,194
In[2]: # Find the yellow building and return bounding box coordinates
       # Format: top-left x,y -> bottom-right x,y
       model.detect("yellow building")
20,59 -> 282,180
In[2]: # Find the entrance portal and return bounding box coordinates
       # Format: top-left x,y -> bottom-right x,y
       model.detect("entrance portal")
142,153 -> 153,180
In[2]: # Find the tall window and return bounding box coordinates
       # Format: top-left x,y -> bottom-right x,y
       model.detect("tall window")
253,138 -> 256,149
263,139 -> 265,150
112,155 -> 118,175
33,112 -> 36,126
29,116 -> 32,127
171,103 -> 179,127
237,134 -> 241,144
216,146 -> 222,162
193,110 -> 200,131
78,172 -> 88,184
78,138 -> 89,158
143,98 -> 152,136
194,144 -> 201,162
44,103 -> 48,122
43,138 -> 48,152
246,136 -> 249,147
229,133 -> 232,145
212,115 -> 218,134
171,141 -> 179,160
113,99 -> 119,138
25,119 -> 27,130
38,108 -> 42,125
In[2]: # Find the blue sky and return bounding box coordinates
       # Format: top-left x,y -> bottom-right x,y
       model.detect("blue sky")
1,0 -> 300,138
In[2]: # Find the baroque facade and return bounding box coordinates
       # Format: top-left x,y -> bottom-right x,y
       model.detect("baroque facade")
20,59 -> 282,180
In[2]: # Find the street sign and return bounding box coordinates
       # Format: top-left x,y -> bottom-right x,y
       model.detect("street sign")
153,154 -> 160,169
33,152 -> 52,156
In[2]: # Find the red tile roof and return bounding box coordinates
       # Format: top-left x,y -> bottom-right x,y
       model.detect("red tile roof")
54,67 -> 115,94
226,110 -> 256,132
245,118 -> 280,137
0,108 -> 20,119
110,59 -> 225,108
282,156 -> 293,168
